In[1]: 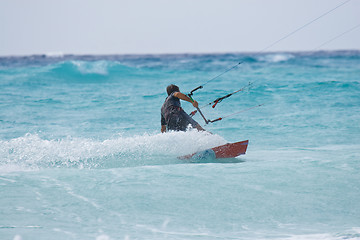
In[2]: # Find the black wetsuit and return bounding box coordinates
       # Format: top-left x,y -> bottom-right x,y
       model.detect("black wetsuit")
161,92 -> 199,131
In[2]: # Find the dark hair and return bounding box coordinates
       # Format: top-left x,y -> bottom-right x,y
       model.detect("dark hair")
166,84 -> 179,95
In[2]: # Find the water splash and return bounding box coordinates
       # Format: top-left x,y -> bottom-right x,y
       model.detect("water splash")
0,131 -> 226,172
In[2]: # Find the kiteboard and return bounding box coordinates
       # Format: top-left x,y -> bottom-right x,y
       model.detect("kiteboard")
178,140 -> 248,160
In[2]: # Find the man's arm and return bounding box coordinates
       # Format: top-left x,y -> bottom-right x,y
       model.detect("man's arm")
173,92 -> 198,108
161,125 -> 166,133
173,91 -> 208,133
161,113 -> 166,133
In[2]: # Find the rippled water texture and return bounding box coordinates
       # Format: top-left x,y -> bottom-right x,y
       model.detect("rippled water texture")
1,51 -> 360,239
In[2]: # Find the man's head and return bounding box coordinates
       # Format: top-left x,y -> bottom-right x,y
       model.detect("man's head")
166,84 -> 180,95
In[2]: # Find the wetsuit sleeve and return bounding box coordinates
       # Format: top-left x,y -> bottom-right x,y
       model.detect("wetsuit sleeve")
161,113 -> 166,126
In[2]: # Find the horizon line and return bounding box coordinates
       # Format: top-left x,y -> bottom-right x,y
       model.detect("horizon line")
1,48 -> 360,58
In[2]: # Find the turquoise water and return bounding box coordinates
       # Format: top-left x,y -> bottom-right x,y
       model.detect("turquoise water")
1,51 -> 360,240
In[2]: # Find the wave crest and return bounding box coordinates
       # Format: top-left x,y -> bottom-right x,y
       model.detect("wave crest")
257,53 -> 294,63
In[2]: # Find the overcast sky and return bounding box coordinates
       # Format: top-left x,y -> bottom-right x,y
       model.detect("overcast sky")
1,0 -> 359,56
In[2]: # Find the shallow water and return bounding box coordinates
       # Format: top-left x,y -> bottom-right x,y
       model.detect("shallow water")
1,51 -> 360,239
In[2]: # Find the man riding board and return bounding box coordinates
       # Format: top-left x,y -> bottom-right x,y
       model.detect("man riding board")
161,84 -> 205,132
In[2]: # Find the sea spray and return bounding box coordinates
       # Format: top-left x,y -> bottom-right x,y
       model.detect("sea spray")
0,131 -> 225,171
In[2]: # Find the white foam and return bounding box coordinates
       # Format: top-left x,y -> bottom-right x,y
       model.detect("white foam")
96,234 -> 111,240
13,235 -> 22,240
44,52 -> 64,58
277,228 -> 360,240
257,53 -> 294,63
71,60 -> 114,75
0,131 -> 226,172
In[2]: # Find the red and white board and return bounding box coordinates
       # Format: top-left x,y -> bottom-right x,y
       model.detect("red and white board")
179,140 -> 248,160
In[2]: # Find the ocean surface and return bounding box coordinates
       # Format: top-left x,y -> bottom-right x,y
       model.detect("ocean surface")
1,51 -> 359,240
